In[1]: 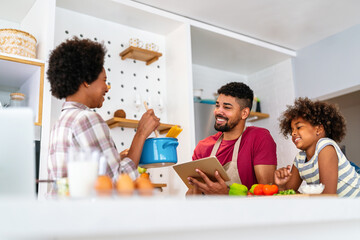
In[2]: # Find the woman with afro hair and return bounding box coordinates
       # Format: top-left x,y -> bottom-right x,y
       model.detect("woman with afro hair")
47,37 -> 160,182
274,97 -> 360,197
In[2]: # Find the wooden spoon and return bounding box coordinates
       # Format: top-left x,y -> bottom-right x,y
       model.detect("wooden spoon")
143,101 -> 159,138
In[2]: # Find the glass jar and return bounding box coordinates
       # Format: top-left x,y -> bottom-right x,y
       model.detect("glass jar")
9,92 -> 25,107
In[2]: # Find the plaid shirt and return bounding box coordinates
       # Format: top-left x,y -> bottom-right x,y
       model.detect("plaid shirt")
48,101 -> 138,181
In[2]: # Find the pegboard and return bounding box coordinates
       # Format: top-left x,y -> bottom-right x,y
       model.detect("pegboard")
54,8 -> 170,192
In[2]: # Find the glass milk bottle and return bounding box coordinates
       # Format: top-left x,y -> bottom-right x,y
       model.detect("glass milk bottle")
67,148 -> 99,198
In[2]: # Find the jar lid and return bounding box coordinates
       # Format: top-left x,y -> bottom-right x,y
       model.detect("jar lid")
10,92 -> 25,100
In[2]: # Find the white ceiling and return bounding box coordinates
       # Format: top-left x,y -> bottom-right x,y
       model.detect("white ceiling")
2,0 -> 360,75
133,0 -> 360,51
191,27 -> 290,75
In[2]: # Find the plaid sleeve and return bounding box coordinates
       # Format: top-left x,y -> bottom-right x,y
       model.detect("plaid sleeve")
116,157 -> 139,181
48,126 -> 68,179
73,111 -> 137,179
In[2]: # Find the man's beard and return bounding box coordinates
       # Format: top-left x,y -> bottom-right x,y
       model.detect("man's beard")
214,115 -> 240,132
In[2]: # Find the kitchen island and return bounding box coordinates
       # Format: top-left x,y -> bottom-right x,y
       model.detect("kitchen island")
1,196 -> 360,240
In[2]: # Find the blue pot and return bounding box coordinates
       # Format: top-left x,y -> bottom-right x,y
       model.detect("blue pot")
139,137 -> 179,168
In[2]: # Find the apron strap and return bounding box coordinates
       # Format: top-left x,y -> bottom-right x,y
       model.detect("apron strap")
210,127 -> 246,185
210,134 -> 224,157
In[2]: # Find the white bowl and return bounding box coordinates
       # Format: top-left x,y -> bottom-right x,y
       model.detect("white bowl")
299,183 -> 325,194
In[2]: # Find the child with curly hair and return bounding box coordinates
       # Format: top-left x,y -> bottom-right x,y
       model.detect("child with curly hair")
275,97 -> 360,197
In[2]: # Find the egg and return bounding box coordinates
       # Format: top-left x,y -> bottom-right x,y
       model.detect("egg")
94,175 -> 113,196
116,173 -> 135,196
135,177 -> 154,196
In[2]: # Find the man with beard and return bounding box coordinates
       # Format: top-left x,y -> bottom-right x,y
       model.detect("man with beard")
187,82 -> 277,195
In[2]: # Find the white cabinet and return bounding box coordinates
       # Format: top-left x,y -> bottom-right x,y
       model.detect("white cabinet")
190,25 -> 295,76
0,0 -> 54,126
190,25 -> 295,121
0,0 -> 55,197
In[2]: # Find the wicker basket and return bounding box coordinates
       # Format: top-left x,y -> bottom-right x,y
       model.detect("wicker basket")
0,29 -> 37,58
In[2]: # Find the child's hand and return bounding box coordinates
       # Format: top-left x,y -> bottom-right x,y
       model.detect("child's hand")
274,165 -> 292,189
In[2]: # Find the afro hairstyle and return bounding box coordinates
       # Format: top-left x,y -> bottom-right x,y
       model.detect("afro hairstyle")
47,37 -> 106,99
279,97 -> 346,142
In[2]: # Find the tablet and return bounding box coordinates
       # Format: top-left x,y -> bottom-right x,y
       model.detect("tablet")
173,156 -> 229,189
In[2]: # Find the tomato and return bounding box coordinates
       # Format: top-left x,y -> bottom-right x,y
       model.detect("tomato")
247,191 -> 254,196
249,184 -> 258,194
263,184 -> 279,195
253,184 -> 264,195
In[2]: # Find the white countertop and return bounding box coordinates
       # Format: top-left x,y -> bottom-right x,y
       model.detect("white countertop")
1,195 -> 360,240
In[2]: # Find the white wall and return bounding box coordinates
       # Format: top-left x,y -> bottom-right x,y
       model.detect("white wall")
325,90 -> 360,166
293,24 -> 360,99
0,19 -> 19,29
248,59 -> 298,168
50,7 -> 171,193
192,64 -> 247,100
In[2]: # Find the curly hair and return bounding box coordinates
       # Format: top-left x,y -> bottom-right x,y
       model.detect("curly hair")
279,97 -> 346,142
47,37 -> 106,99
217,82 -> 254,109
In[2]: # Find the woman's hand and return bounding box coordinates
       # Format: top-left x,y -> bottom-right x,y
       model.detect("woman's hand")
136,109 -> 160,138
120,148 -> 129,160
126,109 -> 160,166
274,165 -> 292,190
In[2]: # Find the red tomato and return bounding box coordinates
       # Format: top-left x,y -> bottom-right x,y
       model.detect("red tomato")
253,184 -> 264,195
247,191 -> 254,196
263,184 -> 279,195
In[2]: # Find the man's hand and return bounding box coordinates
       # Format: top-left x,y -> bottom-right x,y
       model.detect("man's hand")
185,185 -> 202,196
188,169 -> 229,195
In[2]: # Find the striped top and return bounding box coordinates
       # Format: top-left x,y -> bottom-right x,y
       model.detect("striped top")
48,101 -> 138,181
294,138 -> 360,197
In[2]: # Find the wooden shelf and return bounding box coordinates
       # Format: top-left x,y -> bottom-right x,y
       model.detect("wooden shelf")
248,112 -> 270,122
152,183 -> 167,188
106,117 -> 178,135
119,46 -> 162,65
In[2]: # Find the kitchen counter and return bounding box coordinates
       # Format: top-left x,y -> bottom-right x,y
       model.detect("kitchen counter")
1,195 -> 360,240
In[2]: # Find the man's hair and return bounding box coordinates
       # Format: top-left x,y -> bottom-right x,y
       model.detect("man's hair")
279,97 -> 346,142
47,37 -> 106,99
217,82 -> 254,109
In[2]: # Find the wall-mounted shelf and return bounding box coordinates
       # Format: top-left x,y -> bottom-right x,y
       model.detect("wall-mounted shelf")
106,117 -> 178,135
0,53 -> 44,126
119,46 -> 162,65
248,112 -> 270,122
